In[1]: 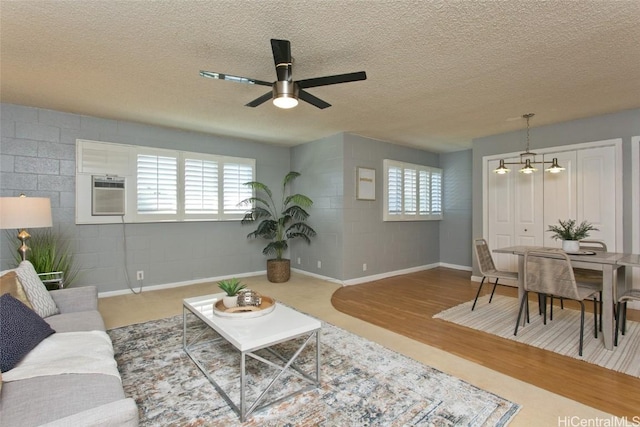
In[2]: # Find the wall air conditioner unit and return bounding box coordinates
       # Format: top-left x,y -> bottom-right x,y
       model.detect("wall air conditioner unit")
92,175 -> 126,216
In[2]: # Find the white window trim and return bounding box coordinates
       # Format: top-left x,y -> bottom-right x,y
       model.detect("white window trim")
383,159 -> 443,221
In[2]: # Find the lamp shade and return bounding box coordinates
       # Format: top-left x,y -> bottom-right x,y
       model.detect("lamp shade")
545,158 -> 566,174
0,197 -> 52,229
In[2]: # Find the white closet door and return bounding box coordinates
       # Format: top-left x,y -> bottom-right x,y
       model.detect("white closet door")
514,168 -> 544,247
577,146 -> 616,250
487,158 -> 517,271
543,151 -> 577,247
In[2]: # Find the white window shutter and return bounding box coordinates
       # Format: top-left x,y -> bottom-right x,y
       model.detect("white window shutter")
137,154 -> 177,214
185,158 -> 218,214
223,162 -> 253,214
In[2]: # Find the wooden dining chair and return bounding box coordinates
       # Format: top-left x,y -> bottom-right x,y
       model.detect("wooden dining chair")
515,248 -> 600,356
472,238 -> 518,311
615,288 -> 640,346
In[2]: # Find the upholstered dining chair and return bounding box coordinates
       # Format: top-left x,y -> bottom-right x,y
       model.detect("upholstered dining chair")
515,248 -> 600,356
472,238 -> 518,311
615,289 -> 640,346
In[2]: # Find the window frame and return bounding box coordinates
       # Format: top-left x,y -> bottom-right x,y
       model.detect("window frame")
383,159 -> 443,221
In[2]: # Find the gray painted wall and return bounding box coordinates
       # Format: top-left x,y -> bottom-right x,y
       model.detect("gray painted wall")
8,102 -> 631,290
0,103 -> 290,292
291,133 -> 445,281
440,149 -> 472,268
290,133 -> 345,280
341,133 -> 441,280
471,108 -> 640,275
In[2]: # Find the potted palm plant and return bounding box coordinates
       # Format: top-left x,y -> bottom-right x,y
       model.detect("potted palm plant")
547,219 -> 598,253
218,278 -> 247,308
240,171 -> 316,283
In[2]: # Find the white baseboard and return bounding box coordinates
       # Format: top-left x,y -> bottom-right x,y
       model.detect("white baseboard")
339,262 -> 475,286
440,262 -> 472,272
97,270 -> 265,298
98,262 -> 475,296
290,268 -> 344,285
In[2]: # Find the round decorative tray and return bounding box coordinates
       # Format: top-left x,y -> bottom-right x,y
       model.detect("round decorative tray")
212,296 -> 276,319
566,250 -> 596,255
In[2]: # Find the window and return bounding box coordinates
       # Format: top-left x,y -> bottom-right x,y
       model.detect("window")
135,151 -> 255,221
223,161 -> 253,215
75,139 -> 255,223
137,154 -> 178,214
383,159 -> 442,221
185,158 -> 218,214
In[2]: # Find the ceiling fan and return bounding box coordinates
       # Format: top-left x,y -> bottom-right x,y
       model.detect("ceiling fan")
200,39 -> 367,109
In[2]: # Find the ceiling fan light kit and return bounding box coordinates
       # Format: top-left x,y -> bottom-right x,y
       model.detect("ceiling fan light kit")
494,113 -> 566,175
200,38 -> 366,110
272,81 -> 299,109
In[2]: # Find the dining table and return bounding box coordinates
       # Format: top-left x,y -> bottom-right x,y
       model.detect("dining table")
493,245 -> 639,350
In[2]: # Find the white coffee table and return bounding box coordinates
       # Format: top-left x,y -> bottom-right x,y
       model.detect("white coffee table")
182,293 -> 321,421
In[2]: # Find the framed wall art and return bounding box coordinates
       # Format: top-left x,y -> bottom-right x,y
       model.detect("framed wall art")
356,167 -> 376,200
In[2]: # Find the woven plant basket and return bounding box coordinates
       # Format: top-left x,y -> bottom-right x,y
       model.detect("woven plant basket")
267,259 -> 290,283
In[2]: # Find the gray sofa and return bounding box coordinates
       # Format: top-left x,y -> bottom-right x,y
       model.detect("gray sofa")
0,285 -> 138,427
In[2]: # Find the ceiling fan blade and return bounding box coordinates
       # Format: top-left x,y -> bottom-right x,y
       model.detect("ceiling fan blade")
200,70 -> 272,87
271,39 -> 292,82
298,89 -> 331,109
297,71 -> 367,89
245,91 -> 273,107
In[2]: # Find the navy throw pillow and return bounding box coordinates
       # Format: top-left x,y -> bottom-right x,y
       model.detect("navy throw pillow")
0,293 -> 55,372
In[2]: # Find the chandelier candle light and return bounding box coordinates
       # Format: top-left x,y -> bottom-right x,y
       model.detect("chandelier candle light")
494,113 -> 566,175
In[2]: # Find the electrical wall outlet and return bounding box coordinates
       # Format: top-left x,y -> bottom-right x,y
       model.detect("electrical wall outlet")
317,261 -> 321,269
297,257 -> 301,265
136,270 -> 144,281
363,263 -> 367,271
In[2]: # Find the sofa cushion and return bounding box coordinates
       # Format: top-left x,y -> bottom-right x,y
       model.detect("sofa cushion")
0,374 -> 127,426
0,270 -> 33,309
15,261 -> 59,317
45,310 -> 106,333
0,293 -> 55,372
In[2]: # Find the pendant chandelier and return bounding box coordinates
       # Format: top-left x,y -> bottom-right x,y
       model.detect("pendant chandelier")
494,113 -> 565,175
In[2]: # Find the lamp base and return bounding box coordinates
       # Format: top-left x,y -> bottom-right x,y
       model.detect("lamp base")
17,228 -> 30,261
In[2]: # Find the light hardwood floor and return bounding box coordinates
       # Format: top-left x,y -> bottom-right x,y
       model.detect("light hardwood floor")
332,267 -> 640,420
99,269 -> 631,426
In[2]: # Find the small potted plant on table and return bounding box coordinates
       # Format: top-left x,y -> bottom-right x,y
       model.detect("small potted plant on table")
547,219 -> 598,253
218,278 -> 246,308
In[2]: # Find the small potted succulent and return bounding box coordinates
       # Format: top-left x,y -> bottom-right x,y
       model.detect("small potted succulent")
217,278 -> 247,308
547,219 -> 598,253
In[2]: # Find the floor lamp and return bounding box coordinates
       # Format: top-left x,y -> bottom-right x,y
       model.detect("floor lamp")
0,195 -> 53,261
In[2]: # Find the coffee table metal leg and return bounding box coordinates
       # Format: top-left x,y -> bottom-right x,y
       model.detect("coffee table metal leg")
183,307 -> 321,421
316,329 -> 321,384
240,352 -> 247,421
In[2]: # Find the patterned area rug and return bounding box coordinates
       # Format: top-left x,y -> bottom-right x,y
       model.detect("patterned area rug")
108,312 -> 520,426
434,295 -> 640,378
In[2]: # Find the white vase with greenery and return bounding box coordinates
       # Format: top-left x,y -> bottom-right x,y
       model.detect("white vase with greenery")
546,219 -> 598,253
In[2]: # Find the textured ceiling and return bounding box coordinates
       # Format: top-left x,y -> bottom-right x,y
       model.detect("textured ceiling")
1,1 -> 639,153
